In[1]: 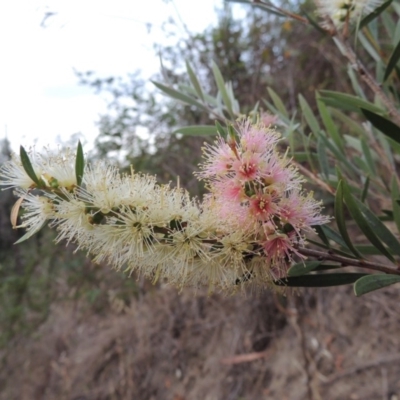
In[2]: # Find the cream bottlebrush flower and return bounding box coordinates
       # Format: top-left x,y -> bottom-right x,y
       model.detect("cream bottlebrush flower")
316,0 -> 384,28
0,153 -> 43,190
15,194 -> 55,241
40,148 -> 77,189
79,162 -> 125,213
89,206 -> 158,271
50,191 -> 94,250
0,148 -> 77,191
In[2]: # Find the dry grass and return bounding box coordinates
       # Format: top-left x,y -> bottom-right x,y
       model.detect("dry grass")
1,265 -> 400,400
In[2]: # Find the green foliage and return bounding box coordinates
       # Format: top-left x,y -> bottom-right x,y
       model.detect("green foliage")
361,109 -> 400,144
354,274 -> 400,296
274,273 -> 368,287
20,145 -> 40,186
75,141 -> 84,187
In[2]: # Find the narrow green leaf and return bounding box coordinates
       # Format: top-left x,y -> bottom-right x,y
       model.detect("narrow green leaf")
331,109 -> 365,136
342,180 -> 395,262
381,209 -> 394,220
381,11 -> 395,39
293,152 -> 319,163
358,31 -> 381,62
320,91 -> 385,114
360,0 -> 393,28
319,135 -> 359,177
353,156 -> 369,174
354,198 -> 400,257
274,273 -> 368,287
320,224 -> 348,250
226,0 -> 287,17
152,81 -> 208,111
301,9 -> 327,34
312,264 -> 342,271
361,108 -> 400,144
386,136 -> 400,156
346,64 -> 366,99
267,87 -> 288,118
288,261 -> 322,277
211,61 -> 234,117
215,121 -> 227,137
335,180 -> 362,258
303,131 -> 317,172
354,245 -> 390,255
262,98 -> 280,116
185,61 -> 204,101
354,274 -> 400,296
313,225 -> 330,247
172,125 -> 217,136
317,97 -> 344,152
384,38 -> 400,81
75,141 -> 84,187
261,99 -> 291,125
317,137 -> 330,180
393,19 -> 400,47
360,138 -> 376,175
180,84 -> 218,106
251,101 -> 260,122
360,176 -> 370,203
19,146 -> 40,186
377,130 -> 395,167
391,177 -> 400,235
299,94 -> 320,135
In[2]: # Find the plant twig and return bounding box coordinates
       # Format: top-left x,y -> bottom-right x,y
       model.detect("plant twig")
293,161 -> 335,195
333,33 -> 400,127
321,353 -> 400,385
220,350 -> 270,365
297,247 -> 400,275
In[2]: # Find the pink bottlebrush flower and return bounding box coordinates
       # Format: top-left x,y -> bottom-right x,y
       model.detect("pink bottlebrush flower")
279,190 -> 329,233
239,119 -> 280,153
248,189 -> 279,222
263,230 -> 304,270
260,112 -> 279,127
212,178 -> 244,202
197,137 -> 236,179
232,150 -> 263,182
259,152 -> 300,189
197,117 -> 329,284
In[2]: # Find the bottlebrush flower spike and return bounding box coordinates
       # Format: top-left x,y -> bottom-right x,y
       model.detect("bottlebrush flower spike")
316,0 -> 384,28
0,126 -> 329,293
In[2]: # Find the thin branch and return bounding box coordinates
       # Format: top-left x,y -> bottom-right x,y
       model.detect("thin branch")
297,247 -> 400,275
252,0 -> 309,24
321,353 -> 400,385
220,350 -> 270,365
333,33 -> 400,127
293,161 -> 335,195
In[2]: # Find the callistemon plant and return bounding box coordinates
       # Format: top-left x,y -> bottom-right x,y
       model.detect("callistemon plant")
0,120 -> 329,293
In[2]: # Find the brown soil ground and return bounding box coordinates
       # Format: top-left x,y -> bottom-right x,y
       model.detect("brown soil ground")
1,264 -> 400,400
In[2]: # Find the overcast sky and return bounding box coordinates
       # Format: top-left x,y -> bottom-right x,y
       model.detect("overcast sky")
0,0 -> 226,152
